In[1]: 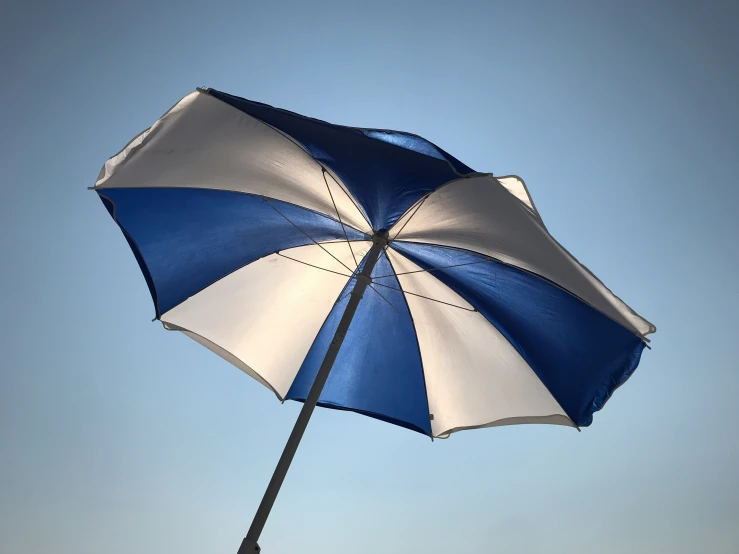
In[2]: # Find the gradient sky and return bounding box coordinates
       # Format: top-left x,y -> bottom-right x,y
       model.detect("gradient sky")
2,1 -> 738,553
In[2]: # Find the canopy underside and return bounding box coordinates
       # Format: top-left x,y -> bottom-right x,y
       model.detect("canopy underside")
94,87 -> 653,438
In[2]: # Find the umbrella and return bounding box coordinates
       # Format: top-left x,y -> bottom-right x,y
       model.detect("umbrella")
93,88 -> 655,553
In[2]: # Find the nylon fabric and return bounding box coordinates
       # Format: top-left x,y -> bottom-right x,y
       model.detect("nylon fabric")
160,242 -> 372,398
94,87 -> 654,438
385,249 -> 571,437
496,175 -> 539,217
389,175 -> 655,337
390,241 -> 646,427
355,129 -> 474,175
208,89 -> 476,231
95,91 -> 371,233
285,251 -> 431,435
99,187 -> 366,317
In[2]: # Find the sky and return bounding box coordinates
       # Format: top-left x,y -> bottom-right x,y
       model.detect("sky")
1,1 -> 738,553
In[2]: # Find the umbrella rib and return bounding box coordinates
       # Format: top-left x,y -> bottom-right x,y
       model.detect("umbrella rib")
262,197 -> 356,274
372,281 -> 477,312
322,165 -> 373,233
373,258 -> 495,279
276,252 -> 353,278
336,289 -> 353,305
390,195 -> 427,242
367,284 -> 414,322
322,168 -> 359,269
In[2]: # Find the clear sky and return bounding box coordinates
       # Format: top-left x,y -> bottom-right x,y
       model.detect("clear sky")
1,1 -> 737,553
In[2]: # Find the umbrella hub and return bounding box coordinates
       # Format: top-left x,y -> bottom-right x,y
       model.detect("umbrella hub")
371,228 -> 389,247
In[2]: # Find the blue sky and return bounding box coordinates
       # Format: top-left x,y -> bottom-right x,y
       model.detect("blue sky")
1,1 -> 737,553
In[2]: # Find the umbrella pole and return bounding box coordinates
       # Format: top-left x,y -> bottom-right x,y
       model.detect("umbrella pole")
237,231 -> 389,554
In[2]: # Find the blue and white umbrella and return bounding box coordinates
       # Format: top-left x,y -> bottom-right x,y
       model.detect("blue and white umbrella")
94,88 -> 655,552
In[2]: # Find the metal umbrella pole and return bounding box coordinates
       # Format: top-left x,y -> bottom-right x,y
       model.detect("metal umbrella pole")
237,230 -> 389,554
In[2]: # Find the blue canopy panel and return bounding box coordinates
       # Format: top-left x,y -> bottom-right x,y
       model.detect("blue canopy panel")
390,241 -> 646,427
98,187 -> 367,318
207,89 -> 476,232
286,252 -> 431,436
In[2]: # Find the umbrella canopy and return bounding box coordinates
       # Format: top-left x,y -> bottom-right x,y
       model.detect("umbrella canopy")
93,87 -> 654,551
